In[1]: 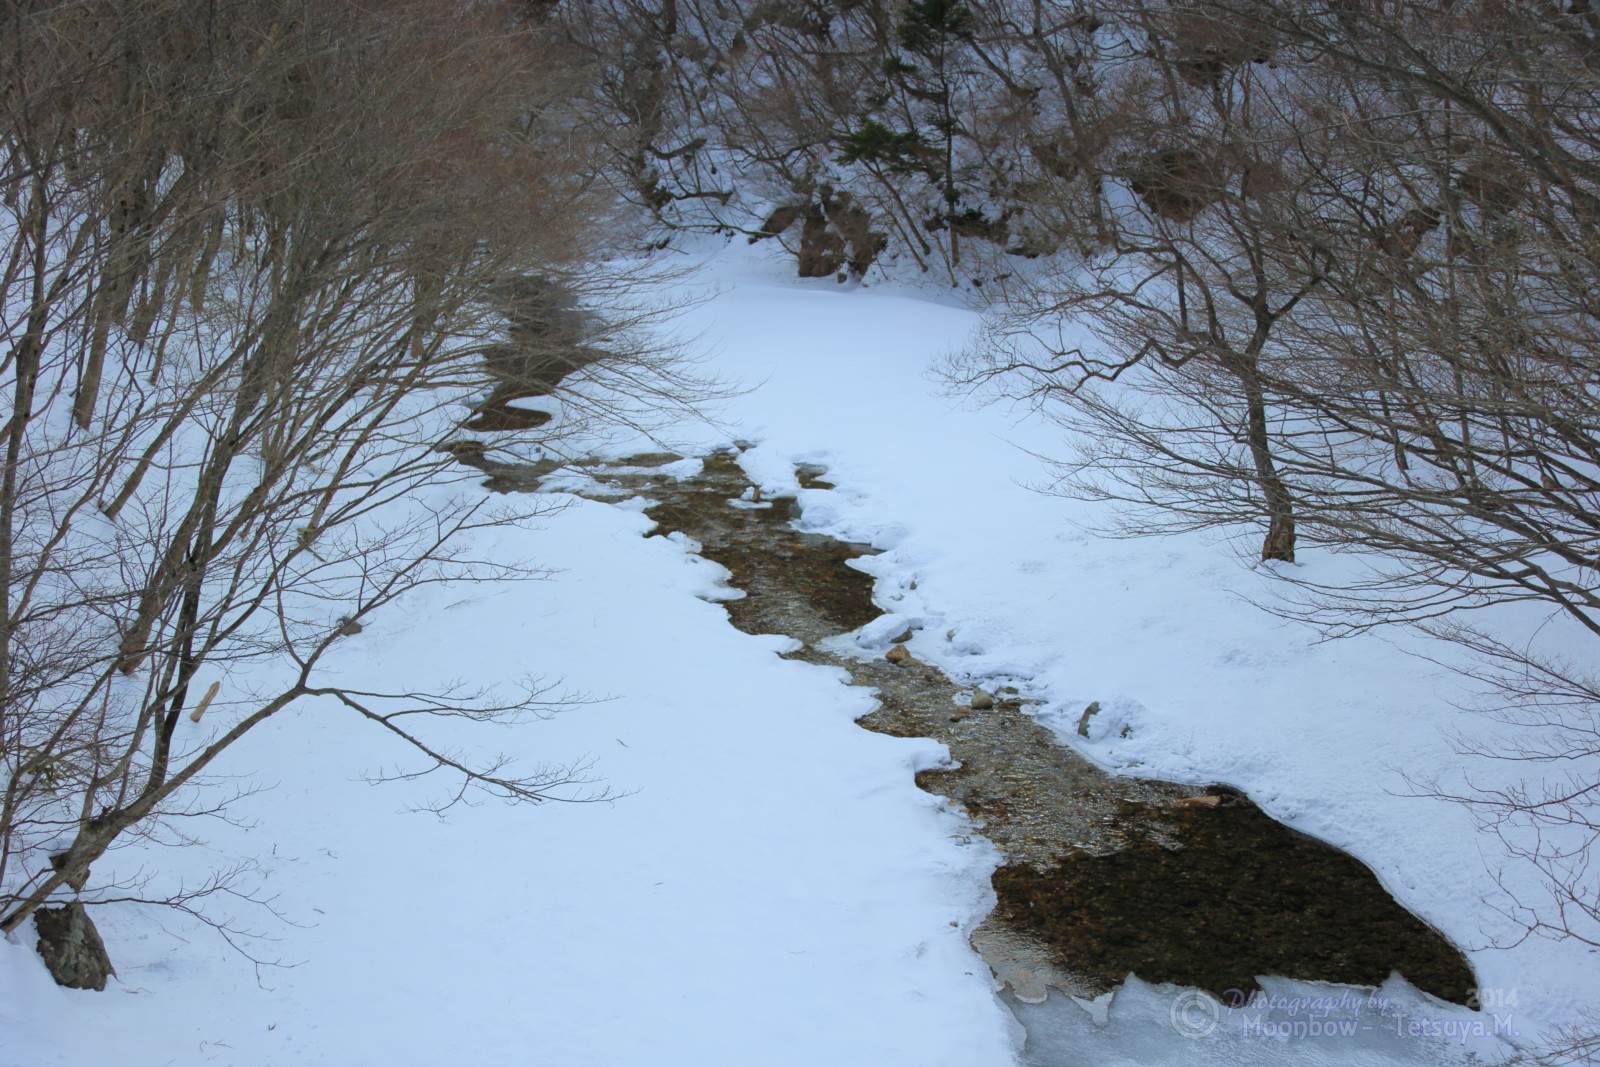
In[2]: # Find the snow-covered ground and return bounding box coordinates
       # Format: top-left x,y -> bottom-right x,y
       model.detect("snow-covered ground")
648,241 -> 1595,1056
0,485 -> 1017,1065
3,239 -> 1594,1065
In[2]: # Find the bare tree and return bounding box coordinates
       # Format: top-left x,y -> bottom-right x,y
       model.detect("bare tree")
954,6 -> 1600,1052
554,0 -> 1073,280
950,1 -> 1318,562
553,5 -> 1599,1052
0,0 -> 661,965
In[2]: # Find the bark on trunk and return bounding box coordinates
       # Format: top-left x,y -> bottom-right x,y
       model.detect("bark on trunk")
1243,377 -> 1296,563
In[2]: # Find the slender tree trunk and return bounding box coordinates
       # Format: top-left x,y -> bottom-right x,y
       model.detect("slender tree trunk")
1239,367 -> 1295,562
0,175 -> 50,744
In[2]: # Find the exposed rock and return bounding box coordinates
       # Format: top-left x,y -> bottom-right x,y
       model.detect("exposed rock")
797,207 -> 846,278
34,902 -> 114,991
1173,794 -> 1222,810
823,191 -> 888,276
795,193 -> 887,279
1129,149 -> 1221,221
885,643 -> 910,664
926,208 -> 1008,244
970,687 -> 995,710
888,626 -> 915,645
794,462 -> 831,489
749,203 -> 806,243
1076,700 -> 1102,738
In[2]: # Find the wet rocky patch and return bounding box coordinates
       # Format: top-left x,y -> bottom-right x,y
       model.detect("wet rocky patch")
991,790 -> 1474,1005
466,275 -> 606,433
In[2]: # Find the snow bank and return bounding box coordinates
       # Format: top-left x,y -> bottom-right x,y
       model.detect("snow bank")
655,239 -> 1597,1057
6,233 -> 1594,1065
0,491 -> 1019,1065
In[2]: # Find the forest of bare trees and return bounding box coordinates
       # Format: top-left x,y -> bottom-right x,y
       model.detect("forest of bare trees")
550,1 -> 1600,1055
4,0 -> 1599,1057
0,0 -> 694,972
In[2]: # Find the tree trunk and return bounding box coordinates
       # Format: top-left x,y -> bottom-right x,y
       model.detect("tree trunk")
1242,375 -> 1296,563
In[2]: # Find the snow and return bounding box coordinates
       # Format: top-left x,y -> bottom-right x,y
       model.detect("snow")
1013,975 -> 1517,1066
642,240 -> 1596,1057
1,493 -> 1018,1065
4,236 -> 1595,1065
851,613 -> 932,651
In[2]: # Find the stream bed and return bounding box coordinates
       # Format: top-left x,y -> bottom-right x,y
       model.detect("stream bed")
459,442 -> 1483,1061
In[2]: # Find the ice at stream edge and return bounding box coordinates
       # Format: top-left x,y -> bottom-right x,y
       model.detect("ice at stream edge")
1014,974 -> 1514,1066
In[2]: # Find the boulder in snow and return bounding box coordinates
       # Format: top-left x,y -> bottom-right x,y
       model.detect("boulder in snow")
34,902 -> 114,991
1076,701 -> 1102,738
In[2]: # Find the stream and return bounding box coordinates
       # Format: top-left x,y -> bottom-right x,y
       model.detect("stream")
458,442 -> 1487,1064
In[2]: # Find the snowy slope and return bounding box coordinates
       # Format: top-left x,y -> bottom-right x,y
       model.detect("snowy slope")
640,240 -> 1597,1056
0,493 -> 1019,1065
3,236 -> 1595,1066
